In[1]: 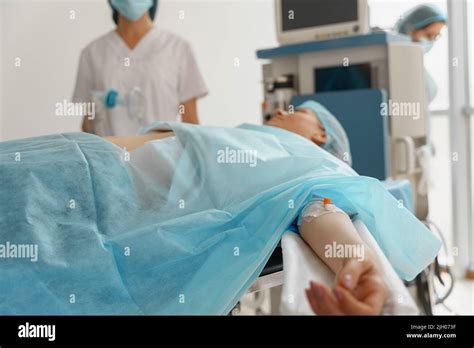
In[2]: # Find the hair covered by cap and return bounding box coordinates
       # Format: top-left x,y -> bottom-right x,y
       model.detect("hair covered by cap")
296,100 -> 352,165
394,4 -> 447,34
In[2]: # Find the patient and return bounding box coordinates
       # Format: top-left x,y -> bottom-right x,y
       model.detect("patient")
105,102 -> 386,315
1,100 -> 437,315
107,101 -> 351,163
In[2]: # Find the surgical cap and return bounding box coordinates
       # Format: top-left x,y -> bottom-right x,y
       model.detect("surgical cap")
395,4 -> 447,35
297,100 -> 352,165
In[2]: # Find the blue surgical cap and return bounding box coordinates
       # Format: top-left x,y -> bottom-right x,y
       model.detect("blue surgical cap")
297,100 -> 352,165
395,4 -> 447,35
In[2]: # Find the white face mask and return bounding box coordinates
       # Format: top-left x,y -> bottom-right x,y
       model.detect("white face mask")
418,38 -> 434,53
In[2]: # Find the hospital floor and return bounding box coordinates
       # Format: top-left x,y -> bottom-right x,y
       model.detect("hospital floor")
433,278 -> 474,315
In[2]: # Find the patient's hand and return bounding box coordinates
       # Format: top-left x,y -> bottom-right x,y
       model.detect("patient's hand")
305,256 -> 387,315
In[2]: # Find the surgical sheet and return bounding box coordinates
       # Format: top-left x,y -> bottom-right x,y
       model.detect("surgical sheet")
279,221 -> 419,315
0,121 -> 440,314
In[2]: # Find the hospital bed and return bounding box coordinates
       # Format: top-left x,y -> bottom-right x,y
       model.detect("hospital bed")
241,89 -> 430,314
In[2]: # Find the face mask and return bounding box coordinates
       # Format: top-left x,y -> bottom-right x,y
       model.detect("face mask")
418,38 -> 434,53
110,0 -> 154,21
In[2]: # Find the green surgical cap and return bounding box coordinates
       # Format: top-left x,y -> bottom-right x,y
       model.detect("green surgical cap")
395,4 -> 447,35
297,100 -> 352,165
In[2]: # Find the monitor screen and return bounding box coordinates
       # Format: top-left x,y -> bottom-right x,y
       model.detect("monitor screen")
315,64 -> 372,92
281,0 -> 358,32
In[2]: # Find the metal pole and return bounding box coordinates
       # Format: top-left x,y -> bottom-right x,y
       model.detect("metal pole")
447,0 -> 473,277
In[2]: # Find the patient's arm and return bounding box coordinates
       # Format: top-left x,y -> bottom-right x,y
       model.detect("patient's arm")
82,117 -> 90,133
105,131 -> 174,151
181,98 -> 200,124
299,204 -> 387,315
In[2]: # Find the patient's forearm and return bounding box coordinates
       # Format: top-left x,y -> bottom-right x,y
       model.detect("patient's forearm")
299,211 -> 371,273
105,131 -> 174,151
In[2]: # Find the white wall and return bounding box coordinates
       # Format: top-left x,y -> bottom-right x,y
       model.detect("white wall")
1,0 -> 114,140
0,0 -> 277,141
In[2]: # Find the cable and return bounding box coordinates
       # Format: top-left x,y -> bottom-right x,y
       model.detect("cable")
440,300 -> 458,315
424,219 -> 455,305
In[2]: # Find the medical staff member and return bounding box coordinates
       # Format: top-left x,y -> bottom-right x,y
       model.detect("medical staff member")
73,0 -> 208,136
395,4 -> 447,105
394,4 -> 447,198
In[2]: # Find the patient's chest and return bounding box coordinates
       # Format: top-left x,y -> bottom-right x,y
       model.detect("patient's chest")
128,136 -> 183,191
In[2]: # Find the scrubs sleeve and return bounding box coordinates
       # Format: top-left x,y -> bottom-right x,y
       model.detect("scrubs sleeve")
178,41 -> 208,103
72,49 -> 94,104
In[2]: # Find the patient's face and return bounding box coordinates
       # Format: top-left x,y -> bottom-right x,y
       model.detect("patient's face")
265,108 -> 327,146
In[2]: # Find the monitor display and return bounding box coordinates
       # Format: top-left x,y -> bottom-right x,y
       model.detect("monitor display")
315,64 -> 372,92
281,0 -> 358,32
